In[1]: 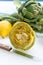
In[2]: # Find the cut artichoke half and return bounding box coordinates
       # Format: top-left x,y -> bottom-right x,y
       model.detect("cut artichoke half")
9,22 -> 36,50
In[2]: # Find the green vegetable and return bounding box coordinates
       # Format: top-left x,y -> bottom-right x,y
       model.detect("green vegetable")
9,22 -> 36,50
17,0 -> 43,33
13,0 -> 21,8
10,13 -> 20,19
0,14 -> 20,25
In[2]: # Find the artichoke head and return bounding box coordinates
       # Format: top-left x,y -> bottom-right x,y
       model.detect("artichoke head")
9,22 -> 36,50
18,0 -> 43,32
18,1 -> 42,21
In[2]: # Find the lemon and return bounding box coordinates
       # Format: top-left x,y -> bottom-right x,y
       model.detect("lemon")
0,20 -> 12,38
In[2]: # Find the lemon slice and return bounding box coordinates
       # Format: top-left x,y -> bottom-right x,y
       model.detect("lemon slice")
9,21 -> 36,50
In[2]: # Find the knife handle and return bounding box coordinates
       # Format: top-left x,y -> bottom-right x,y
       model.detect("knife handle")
0,43 -> 12,51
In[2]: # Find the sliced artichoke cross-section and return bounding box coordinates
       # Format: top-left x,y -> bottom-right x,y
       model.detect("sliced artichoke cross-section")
9,22 -> 36,50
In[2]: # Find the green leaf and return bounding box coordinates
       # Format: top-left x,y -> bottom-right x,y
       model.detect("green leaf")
13,0 -> 21,8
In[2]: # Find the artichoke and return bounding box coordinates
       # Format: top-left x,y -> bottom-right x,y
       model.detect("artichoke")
18,0 -> 43,32
9,22 -> 36,50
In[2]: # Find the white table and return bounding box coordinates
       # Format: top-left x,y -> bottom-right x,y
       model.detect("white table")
0,1 -> 43,65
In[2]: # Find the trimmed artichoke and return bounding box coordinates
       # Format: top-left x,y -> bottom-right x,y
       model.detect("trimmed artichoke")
9,22 -> 36,50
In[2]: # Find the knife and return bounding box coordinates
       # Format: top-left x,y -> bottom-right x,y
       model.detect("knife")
0,43 -> 41,61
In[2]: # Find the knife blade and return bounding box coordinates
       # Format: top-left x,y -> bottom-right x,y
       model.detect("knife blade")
0,43 -> 41,61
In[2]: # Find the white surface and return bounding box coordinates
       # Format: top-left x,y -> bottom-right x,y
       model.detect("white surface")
0,1 -> 17,14
0,1 -> 43,65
